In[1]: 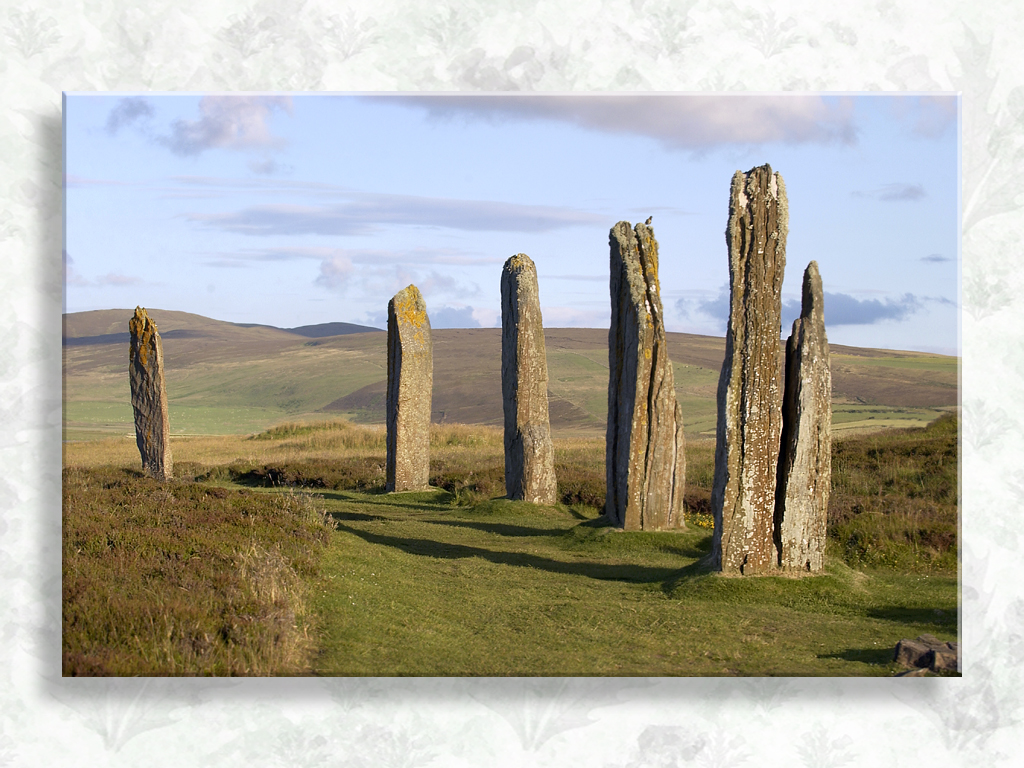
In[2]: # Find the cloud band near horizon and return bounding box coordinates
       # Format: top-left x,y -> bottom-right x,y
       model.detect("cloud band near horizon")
187,193 -> 604,235
679,286 -> 931,329
367,93 -> 860,151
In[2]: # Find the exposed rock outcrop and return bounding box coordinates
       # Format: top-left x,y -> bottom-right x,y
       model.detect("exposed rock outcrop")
128,307 -> 172,480
386,285 -> 432,492
894,634 -> 959,673
501,254 -> 557,505
605,221 -> 685,530
711,165 -> 788,573
775,261 -> 831,572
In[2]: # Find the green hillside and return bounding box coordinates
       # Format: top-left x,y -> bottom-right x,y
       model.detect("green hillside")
62,309 -> 958,441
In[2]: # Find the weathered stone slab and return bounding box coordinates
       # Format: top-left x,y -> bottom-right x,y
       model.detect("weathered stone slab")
128,306 -> 172,480
775,261 -> 832,572
605,221 -> 686,530
386,285 -> 432,492
501,254 -> 557,505
711,165 -> 788,573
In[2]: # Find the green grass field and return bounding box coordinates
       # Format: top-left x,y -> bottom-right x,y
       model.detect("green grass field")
62,309 -> 958,441
309,489 -> 954,676
62,310 -> 959,676
62,416 -> 958,677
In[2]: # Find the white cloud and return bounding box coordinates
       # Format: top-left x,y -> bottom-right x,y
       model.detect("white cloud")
63,250 -> 88,286
852,183 -> 927,201
676,286 -> 928,331
187,192 -> 604,236
247,158 -> 293,176
159,96 -> 293,156
315,255 -> 355,290
105,97 -> 154,134
62,250 -> 141,287
203,246 -> 498,268
430,305 -> 480,328
369,93 -> 859,151
95,273 -> 143,287
886,95 -> 958,139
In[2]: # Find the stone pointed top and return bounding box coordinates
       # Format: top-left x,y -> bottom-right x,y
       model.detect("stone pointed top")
391,284 -> 429,327
129,306 -> 158,367
504,252 -> 534,273
801,260 -> 824,325
729,165 -> 788,241
610,221 -> 660,309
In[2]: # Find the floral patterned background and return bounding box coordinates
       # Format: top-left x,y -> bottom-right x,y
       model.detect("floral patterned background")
2,0 -> 1022,764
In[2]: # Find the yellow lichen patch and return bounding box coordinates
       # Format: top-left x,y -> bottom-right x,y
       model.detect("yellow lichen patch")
393,286 -> 428,331
128,307 -> 158,368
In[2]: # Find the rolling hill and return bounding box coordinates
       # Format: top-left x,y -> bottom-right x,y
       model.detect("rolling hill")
62,308 -> 958,441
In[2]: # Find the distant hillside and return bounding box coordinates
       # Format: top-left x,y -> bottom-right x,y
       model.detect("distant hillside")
62,309 -> 958,440
235,321 -> 382,337
64,309 -> 380,346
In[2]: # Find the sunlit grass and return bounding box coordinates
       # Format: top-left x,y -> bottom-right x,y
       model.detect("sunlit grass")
63,414 -> 958,675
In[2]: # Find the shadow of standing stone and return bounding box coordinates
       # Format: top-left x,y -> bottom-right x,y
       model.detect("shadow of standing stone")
605,221 -> 686,530
128,307 -> 172,480
501,254 -> 557,505
386,285 -> 432,493
711,165 -> 787,573
775,261 -> 831,572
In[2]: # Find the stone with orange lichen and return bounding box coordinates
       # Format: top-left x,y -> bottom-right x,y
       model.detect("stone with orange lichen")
605,221 -> 685,530
128,306 -> 172,480
386,285 -> 432,492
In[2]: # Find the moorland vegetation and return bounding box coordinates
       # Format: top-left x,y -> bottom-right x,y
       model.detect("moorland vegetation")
63,414 -> 958,676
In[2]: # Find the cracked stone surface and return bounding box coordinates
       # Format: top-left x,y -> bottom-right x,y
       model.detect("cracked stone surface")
711,165 -> 788,573
386,284 -> 432,492
501,254 -> 557,505
605,221 -> 685,530
775,261 -> 831,572
128,306 -> 172,480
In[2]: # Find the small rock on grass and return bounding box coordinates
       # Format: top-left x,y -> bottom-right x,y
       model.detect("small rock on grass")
894,633 -> 959,674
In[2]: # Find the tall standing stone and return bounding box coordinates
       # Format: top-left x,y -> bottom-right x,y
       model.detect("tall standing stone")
711,165 -> 788,574
128,306 -> 172,480
605,221 -> 686,530
775,261 -> 831,572
386,284 -> 432,492
501,254 -> 558,505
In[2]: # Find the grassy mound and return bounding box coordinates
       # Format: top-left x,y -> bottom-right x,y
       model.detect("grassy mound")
62,466 -> 333,675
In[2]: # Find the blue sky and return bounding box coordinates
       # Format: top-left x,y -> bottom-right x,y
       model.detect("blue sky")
64,93 -> 959,354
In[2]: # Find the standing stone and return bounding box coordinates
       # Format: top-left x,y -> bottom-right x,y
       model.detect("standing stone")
775,261 -> 831,572
711,165 -> 788,574
501,254 -> 558,505
605,221 -> 686,530
128,307 -> 172,480
386,284 -> 432,492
